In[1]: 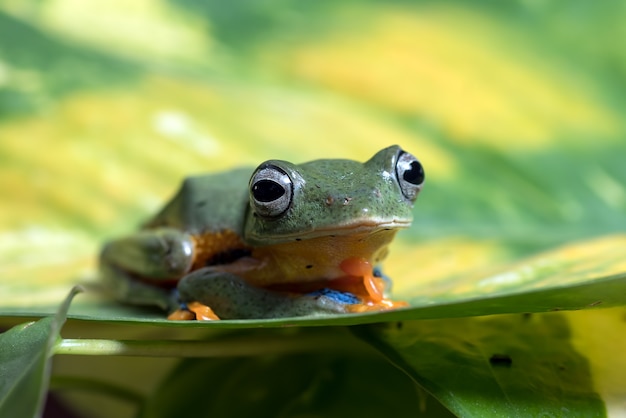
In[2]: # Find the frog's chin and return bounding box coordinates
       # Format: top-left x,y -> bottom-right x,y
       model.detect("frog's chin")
244,221 -> 404,286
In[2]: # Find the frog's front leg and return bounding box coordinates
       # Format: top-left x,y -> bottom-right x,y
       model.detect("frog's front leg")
177,269 -> 356,320
100,228 -> 195,310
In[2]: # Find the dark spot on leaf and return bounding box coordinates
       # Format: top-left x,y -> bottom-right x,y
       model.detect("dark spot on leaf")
295,238 -> 301,241
305,265 -> 313,269
489,354 -> 512,367
396,321 -> 403,330
196,200 -> 207,208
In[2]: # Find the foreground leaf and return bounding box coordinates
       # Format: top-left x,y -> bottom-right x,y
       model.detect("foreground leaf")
357,313 -> 606,417
0,286 -> 80,417
138,350 -> 454,418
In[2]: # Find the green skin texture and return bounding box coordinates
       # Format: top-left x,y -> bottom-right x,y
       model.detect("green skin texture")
100,145 -> 422,319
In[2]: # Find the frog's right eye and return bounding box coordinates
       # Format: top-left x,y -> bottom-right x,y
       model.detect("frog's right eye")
249,164 -> 293,217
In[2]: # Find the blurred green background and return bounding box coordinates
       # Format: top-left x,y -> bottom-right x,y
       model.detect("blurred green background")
1,0 -> 625,309
1,1 -> 626,417
2,0 -> 626,357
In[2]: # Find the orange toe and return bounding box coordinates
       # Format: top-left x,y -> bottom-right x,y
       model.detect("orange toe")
188,302 -> 221,320
167,309 -> 196,321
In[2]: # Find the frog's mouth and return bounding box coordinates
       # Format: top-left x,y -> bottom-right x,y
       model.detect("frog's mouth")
290,218 -> 412,241
245,216 -> 412,246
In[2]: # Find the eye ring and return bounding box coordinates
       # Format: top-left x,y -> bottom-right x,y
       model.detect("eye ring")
249,164 -> 293,218
395,151 -> 425,201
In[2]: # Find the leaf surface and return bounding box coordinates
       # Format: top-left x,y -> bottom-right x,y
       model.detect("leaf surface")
0,287 -> 80,417
356,314 -> 606,417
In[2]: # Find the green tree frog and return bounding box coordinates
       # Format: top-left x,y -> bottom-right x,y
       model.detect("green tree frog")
100,145 -> 425,320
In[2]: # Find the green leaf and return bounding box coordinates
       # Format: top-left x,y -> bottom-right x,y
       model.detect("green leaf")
138,350 -> 455,418
356,313 -> 607,417
0,286 -> 81,418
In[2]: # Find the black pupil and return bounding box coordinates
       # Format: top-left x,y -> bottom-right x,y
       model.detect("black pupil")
403,161 -> 424,185
253,179 -> 285,202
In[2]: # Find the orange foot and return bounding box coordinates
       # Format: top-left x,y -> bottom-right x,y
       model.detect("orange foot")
167,301 -> 221,321
339,257 -> 408,312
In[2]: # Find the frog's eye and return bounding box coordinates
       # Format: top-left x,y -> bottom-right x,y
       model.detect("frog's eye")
250,164 -> 293,217
395,151 -> 425,201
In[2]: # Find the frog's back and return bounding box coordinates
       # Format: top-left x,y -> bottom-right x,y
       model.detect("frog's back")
144,167 -> 252,236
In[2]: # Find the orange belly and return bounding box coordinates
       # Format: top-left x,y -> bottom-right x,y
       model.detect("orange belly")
190,228 -> 404,311
238,229 -> 397,286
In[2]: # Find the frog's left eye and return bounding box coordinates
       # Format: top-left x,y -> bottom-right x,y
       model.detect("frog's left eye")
395,151 -> 425,201
250,164 -> 293,217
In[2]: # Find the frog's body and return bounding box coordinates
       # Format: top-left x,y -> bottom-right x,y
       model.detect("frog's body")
100,145 -> 424,320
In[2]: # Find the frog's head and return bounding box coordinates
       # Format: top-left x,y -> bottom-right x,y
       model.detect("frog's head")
242,145 -> 424,246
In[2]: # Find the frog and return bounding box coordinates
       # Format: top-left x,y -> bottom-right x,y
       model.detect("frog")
99,145 -> 425,320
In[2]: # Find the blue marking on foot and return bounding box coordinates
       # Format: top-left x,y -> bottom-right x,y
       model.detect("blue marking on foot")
170,289 -> 188,310
373,266 -> 392,291
308,288 -> 360,305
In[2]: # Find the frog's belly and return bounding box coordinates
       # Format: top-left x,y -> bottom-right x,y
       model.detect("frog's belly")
235,229 -> 398,287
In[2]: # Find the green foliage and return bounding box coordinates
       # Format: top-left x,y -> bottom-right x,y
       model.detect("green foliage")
0,287 -> 79,418
138,352 -> 443,418
1,0 -> 626,417
358,316 -> 606,417
0,318 -> 53,418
